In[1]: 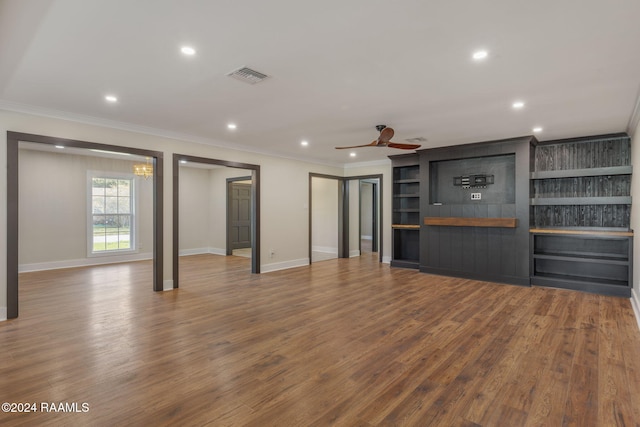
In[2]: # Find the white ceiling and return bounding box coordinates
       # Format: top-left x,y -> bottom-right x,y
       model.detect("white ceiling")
2,0 -> 640,166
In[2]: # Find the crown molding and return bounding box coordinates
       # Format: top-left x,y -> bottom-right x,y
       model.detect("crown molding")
0,99 -> 347,169
343,159 -> 392,169
627,85 -> 640,137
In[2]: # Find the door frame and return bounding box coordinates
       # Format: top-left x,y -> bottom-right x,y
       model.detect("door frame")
359,179 -> 379,253
6,131 -> 164,319
308,173 -> 383,264
226,176 -> 253,255
173,154 -> 260,287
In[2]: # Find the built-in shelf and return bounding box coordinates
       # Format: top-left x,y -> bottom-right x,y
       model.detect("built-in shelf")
530,225 -> 632,297
530,196 -> 631,206
393,179 -> 420,184
530,134 -> 632,297
424,217 -> 518,228
532,272 -> 629,289
391,155 -> 420,269
530,228 -> 633,237
533,253 -> 628,264
530,165 -> 632,179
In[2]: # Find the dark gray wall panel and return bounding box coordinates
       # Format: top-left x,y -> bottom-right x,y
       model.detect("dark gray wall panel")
419,136 -> 534,286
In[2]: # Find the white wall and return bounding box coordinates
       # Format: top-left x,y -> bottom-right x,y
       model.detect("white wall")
179,166 -> 252,255
311,176 -> 339,255
178,166 -> 211,254
18,148 -> 153,271
629,113 -> 640,328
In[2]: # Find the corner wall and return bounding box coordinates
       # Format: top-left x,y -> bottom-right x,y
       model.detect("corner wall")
629,108 -> 640,329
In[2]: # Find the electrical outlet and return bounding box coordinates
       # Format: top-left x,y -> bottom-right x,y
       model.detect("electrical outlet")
270,248 -> 275,258
471,193 -> 482,200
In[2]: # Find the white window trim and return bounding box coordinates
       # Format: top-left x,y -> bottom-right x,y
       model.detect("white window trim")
87,170 -> 139,257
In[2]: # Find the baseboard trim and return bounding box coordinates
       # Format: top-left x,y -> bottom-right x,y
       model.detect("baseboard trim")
382,255 -> 391,264
262,258 -> 309,273
163,280 -> 174,291
19,252 -> 154,273
349,250 -> 361,258
179,247 -> 226,256
631,288 -> 640,331
0,307 -> 6,322
311,246 -> 338,255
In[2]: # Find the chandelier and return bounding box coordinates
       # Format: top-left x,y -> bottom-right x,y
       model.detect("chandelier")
133,157 -> 153,179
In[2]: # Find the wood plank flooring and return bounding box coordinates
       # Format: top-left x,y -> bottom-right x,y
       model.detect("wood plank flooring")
1,254 -> 639,426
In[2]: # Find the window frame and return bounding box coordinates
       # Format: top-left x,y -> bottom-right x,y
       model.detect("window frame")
87,170 -> 139,257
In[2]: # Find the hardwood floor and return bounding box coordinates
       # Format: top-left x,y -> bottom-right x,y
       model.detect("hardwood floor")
1,254 -> 639,426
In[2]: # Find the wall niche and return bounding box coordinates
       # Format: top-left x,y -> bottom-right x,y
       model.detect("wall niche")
429,154 -> 515,205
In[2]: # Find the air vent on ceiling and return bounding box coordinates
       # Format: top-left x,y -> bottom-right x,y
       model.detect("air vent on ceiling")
227,66 -> 269,84
406,137 -> 428,143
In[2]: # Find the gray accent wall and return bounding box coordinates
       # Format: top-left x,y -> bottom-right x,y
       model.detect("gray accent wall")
418,136 -> 535,286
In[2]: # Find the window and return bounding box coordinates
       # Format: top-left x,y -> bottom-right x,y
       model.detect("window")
89,174 -> 136,254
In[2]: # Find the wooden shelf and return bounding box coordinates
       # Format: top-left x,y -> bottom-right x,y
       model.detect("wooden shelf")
530,165 -> 632,179
424,217 -> 517,228
532,272 -> 629,289
533,253 -> 628,265
392,224 -> 420,229
530,228 -> 633,237
530,196 -> 631,206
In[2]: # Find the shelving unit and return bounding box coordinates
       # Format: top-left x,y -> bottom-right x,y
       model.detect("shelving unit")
390,154 -> 420,268
530,230 -> 632,297
530,134 -> 633,296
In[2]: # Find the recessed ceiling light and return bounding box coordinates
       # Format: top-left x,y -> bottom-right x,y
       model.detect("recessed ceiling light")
54,145 -> 64,149
227,123 -> 237,130
105,95 -> 118,103
181,46 -> 196,55
472,50 -> 488,60
533,126 -> 543,133
180,160 -> 187,164
350,152 -> 357,157
512,101 -> 525,109
300,140 -> 309,146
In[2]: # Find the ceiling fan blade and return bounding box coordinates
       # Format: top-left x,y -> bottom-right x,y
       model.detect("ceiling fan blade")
387,142 -> 421,150
378,127 -> 394,143
335,140 -> 378,149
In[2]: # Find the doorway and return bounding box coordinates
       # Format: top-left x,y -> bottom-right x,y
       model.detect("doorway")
310,175 -> 340,262
308,173 -> 383,264
227,177 -> 253,256
359,179 -> 379,254
173,154 -> 260,288
6,131 -> 163,319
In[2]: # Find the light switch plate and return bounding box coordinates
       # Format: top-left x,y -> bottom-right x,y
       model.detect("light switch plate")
471,193 -> 482,200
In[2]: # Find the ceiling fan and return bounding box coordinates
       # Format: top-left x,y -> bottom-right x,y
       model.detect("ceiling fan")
335,125 -> 422,150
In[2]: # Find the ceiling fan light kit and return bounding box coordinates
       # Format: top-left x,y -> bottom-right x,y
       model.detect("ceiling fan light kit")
335,125 -> 422,151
